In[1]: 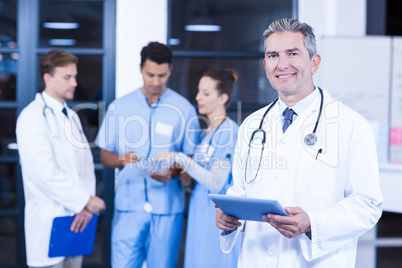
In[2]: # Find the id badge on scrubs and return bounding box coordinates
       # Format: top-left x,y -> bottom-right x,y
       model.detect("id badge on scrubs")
155,122 -> 173,137
196,143 -> 214,164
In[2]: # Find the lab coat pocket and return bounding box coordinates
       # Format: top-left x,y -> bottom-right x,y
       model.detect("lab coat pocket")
50,136 -> 75,172
295,150 -> 337,210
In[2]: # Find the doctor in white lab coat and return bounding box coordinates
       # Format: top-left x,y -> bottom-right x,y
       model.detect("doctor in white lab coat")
216,18 -> 383,268
16,50 -> 105,268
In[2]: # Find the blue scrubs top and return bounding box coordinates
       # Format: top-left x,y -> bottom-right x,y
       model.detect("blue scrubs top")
96,88 -> 200,214
184,119 -> 241,268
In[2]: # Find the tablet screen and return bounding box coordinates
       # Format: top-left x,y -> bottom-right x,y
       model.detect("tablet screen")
208,194 -> 289,222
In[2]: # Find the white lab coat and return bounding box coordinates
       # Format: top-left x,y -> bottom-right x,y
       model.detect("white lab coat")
220,89 -> 383,268
16,93 -> 95,267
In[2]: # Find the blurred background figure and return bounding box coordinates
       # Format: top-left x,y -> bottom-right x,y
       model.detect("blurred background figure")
96,42 -> 199,268
16,50 -> 105,268
157,68 -> 241,268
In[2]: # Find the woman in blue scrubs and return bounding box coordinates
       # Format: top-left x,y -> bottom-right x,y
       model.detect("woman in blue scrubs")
158,69 -> 241,267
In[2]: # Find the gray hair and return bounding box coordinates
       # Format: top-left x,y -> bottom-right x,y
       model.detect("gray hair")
263,18 -> 317,59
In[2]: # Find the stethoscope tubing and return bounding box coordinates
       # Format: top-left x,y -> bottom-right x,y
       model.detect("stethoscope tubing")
254,87 -> 323,145
244,87 -> 324,184
40,93 -> 85,140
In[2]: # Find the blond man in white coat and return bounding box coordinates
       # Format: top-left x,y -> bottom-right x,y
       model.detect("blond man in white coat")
216,18 -> 383,268
16,50 -> 105,268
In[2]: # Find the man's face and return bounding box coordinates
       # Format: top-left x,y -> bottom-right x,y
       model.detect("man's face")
140,59 -> 172,98
44,63 -> 77,103
263,31 -> 320,100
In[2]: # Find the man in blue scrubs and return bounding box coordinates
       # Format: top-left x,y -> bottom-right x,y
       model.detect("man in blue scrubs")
96,42 -> 199,267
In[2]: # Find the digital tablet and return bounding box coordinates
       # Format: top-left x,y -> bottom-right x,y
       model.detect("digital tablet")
208,194 -> 289,222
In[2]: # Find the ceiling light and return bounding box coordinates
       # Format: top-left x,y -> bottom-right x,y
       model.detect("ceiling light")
185,24 -> 221,32
168,38 -> 181,45
43,22 -> 79,30
49,39 -> 76,46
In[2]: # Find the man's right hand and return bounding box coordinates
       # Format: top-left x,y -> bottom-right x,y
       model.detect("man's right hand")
85,196 -> 106,214
149,168 -> 172,183
70,208 -> 93,233
120,152 -> 139,167
215,206 -> 242,231
179,171 -> 194,186
100,149 -> 138,169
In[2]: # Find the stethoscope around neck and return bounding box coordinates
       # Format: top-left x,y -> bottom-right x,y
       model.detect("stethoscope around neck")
40,93 -> 85,140
143,95 -> 161,213
244,87 -> 324,184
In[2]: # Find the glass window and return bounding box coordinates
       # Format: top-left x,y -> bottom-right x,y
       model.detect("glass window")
0,0 -> 17,47
0,0 -> 114,266
39,0 -> 104,48
0,109 -> 16,156
74,105 -> 102,145
82,169 -> 104,264
376,212 -> 402,266
386,0 -> 402,35
0,217 -> 17,264
0,53 -> 18,101
83,215 -> 103,264
169,0 -> 294,121
377,247 -> 402,267
75,55 -> 103,101
169,0 -> 293,51
377,212 -> 402,237
0,163 -> 16,210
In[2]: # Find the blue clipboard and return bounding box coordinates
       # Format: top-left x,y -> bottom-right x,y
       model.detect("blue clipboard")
48,214 -> 98,257
208,194 -> 289,222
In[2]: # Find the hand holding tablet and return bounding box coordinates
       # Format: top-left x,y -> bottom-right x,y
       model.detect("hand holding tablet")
118,157 -> 172,178
209,194 -> 289,222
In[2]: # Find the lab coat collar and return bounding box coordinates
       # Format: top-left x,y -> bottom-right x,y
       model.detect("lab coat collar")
38,91 -> 69,117
278,88 -> 323,140
278,87 -> 320,119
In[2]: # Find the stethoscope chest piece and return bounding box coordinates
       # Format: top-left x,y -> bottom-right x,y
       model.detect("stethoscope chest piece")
143,202 -> 153,213
304,133 -> 317,146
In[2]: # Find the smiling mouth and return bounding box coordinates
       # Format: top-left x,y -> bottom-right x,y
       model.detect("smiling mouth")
277,74 -> 295,79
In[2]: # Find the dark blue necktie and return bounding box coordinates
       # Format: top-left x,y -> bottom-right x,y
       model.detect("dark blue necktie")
282,108 -> 295,133
62,107 -> 68,118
